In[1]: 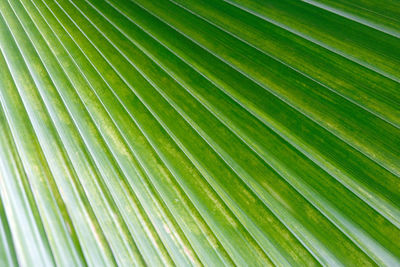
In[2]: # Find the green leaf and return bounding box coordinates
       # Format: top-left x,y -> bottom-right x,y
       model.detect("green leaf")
0,0 -> 399,266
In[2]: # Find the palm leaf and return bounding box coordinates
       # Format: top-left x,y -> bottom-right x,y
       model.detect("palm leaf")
0,0 -> 399,265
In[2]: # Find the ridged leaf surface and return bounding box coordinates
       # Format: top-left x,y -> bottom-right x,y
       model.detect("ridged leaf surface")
0,0 -> 399,266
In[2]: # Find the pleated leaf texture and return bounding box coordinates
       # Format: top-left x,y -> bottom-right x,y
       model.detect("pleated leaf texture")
0,0 -> 399,266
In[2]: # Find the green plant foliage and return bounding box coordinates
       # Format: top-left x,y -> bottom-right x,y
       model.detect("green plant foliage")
0,0 -> 399,266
